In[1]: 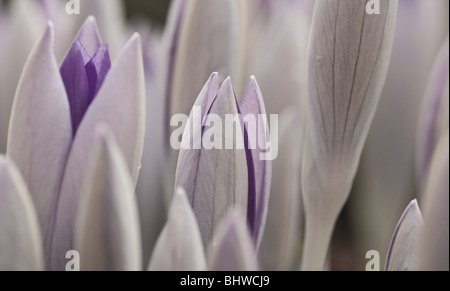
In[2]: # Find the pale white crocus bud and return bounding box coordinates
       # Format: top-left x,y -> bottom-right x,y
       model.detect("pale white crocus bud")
301,0 -> 398,270
148,188 -> 207,271
75,126 -> 142,271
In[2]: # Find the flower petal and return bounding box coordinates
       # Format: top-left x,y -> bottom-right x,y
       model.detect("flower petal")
60,17 -> 111,136
416,37 -> 449,188
77,0 -> 126,58
259,109 -> 303,270
0,0 -> 45,153
75,16 -> 102,57
51,33 -> 146,270
75,126 -> 142,271
7,22 -> 72,267
419,132 -> 449,271
148,188 -> 207,271
85,44 -> 111,100
351,0 -> 448,265
167,0 -> 241,198
175,77 -> 248,246
301,0 -> 398,271
239,76 -> 271,247
385,199 -> 423,271
208,209 -> 258,271
0,156 -> 43,271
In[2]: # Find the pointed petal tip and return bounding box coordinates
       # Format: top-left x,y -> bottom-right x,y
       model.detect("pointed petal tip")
43,21 -> 55,44
129,32 -> 142,47
405,199 -> 422,218
210,72 -> 219,82
219,76 -> 235,100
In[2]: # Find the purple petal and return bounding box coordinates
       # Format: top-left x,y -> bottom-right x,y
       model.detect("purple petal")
85,45 -> 111,100
385,199 -> 423,271
60,17 -> 111,136
0,156 -> 43,271
75,126 -> 142,271
7,22 -> 72,268
60,39 -> 91,136
208,209 -> 258,271
239,77 -> 272,248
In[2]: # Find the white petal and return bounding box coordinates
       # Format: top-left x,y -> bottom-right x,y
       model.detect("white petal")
175,78 -> 248,246
259,109 -> 303,270
51,33 -> 146,270
385,200 -> 423,271
208,209 -> 258,271
0,156 -> 43,271
75,126 -> 142,271
0,0 -> 45,153
135,34 -> 168,267
7,23 -> 72,266
419,131 -> 449,271
148,188 -> 207,271
301,0 -> 398,271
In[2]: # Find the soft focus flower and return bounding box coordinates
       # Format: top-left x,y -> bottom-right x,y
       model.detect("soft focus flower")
174,74 -> 272,247
6,16 -> 145,270
0,0 -> 448,272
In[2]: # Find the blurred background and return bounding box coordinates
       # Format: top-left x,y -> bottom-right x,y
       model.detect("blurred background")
1,0 -> 172,24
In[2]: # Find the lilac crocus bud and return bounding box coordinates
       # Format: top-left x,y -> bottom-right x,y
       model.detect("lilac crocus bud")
174,76 -> 248,246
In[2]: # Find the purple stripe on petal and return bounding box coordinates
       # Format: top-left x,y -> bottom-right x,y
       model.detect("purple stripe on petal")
240,77 -> 271,247
85,45 -> 111,101
60,39 -> 91,136
236,98 -> 256,241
